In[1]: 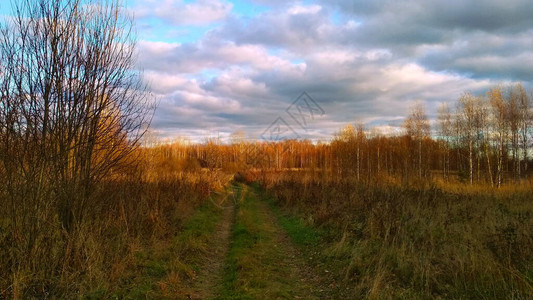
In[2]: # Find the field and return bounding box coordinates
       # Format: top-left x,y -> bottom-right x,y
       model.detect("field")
2,159 -> 532,298
262,172 -> 533,298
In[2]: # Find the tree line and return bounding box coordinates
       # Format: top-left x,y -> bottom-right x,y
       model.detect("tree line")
152,84 -> 531,186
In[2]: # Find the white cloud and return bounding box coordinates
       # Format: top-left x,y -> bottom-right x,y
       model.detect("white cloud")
137,39 -> 305,74
288,4 -> 322,15
134,0 -> 232,26
143,71 -> 189,94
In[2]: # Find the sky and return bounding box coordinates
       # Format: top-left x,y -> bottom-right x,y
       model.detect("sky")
3,1 -> 533,143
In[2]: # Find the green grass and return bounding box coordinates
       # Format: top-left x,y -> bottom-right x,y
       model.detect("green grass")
220,219 -> 256,300
260,188 -> 321,248
219,185 -> 304,299
173,201 -> 224,261
258,185 -> 362,298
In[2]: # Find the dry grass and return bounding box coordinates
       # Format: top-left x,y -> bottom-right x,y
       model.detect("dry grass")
263,172 -> 533,299
0,159 -> 231,298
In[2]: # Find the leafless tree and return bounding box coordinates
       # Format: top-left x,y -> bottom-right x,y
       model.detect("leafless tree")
509,85 -> 522,182
355,123 -> 365,180
0,0 -> 152,275
513,83 -> 531,181
487,87 -> 508,187
477,96 -> 494,186
437,102 -> 452,180
404,102 -> 430,178
456,93 -> 477,185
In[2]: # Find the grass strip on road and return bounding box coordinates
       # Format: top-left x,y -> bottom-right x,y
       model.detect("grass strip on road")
220,184 -> 316,299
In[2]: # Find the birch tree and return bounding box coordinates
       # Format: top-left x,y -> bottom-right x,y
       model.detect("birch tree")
457,93 -> 477,185
404,103 -> 430,178
488,87 -> 508,187
437,102 -> 452,180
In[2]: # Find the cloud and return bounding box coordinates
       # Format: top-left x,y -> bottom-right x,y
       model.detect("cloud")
137,39 -> 304,74
418,30 -> 533,80
131,1 -> 533,141
134,0 -> 232,26
330,0 -> 533,32
214,4 -> 348,52
143,71 -> 189,94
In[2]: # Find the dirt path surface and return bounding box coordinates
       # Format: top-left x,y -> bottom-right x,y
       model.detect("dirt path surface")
213,185 -> 322,299
250,190 -> 321,299
186,193 -> 237,299
183,184 -> 327,299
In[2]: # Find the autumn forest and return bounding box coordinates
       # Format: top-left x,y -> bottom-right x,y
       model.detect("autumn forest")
163,83 -> 532,187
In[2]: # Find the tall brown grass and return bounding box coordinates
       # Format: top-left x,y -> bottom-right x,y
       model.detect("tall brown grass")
263,172 -> 533,298
0,149 -> 229,298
